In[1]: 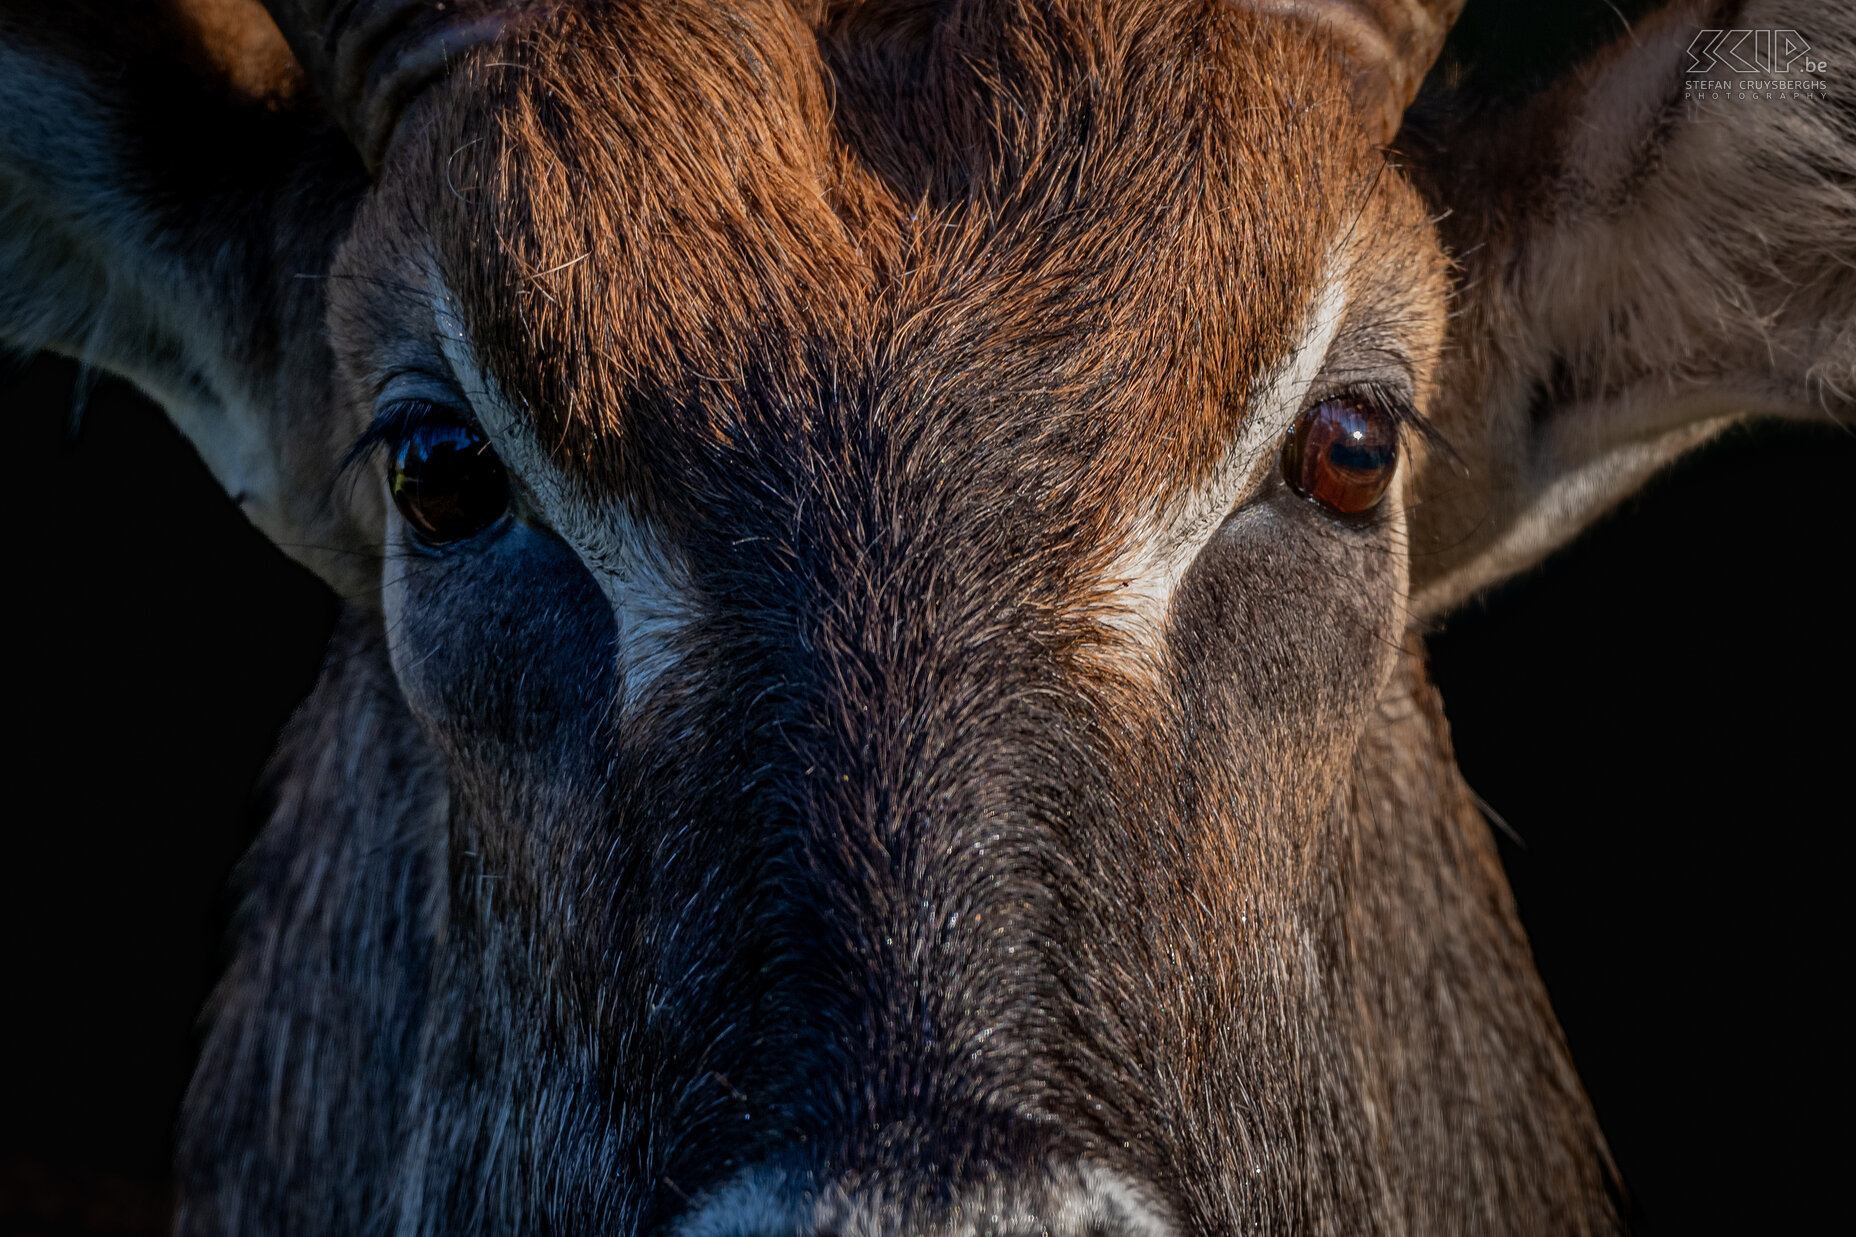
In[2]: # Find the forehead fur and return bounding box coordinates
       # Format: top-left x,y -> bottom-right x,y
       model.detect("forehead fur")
407,0 -> 1410,521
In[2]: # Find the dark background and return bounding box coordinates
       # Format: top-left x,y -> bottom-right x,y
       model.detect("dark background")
0,3 -> 1848,1233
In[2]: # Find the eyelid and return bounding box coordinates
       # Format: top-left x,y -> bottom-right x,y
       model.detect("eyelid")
1297,381 -> 1445,456
343,375 -> 482,471
373,366 -> 466,406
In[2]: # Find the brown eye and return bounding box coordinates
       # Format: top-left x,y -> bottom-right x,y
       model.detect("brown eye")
388,417 -> 510,544
1281,396 -> 1400,515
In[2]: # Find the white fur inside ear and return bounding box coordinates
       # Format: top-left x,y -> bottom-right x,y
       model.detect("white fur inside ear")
1094,270 -> 1350,651
1411,406 -> 1741,618
431,290 -> 693,713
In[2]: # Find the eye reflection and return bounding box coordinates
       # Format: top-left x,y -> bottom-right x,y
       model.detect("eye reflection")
1281,397 -> 1400,515
388,416 -> 510,544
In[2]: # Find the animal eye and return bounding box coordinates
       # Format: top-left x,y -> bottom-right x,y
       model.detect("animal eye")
1281,396 -> 1400,515
387,415 -> 510,544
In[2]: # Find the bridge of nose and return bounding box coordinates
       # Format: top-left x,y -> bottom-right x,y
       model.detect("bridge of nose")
621,446 -> 1168,1230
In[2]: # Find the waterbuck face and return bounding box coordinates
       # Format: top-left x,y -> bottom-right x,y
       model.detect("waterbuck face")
318,5 -> 1447,1220
6,0 -> 1850,1230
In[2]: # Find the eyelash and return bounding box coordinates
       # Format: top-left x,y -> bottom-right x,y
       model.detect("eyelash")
1315,388 -> 1463,493
1303,381 -> 1425,436
343,399 -> 457,474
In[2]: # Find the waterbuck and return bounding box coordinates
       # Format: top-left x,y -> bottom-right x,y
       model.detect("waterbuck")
3,0 -> 1850,1231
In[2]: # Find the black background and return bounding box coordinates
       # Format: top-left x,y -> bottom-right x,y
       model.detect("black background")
0,2 -> 1849,1232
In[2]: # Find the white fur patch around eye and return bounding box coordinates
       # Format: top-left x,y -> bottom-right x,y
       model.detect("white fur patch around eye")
1094,271 -> 1350,650
428,292 -> 691,713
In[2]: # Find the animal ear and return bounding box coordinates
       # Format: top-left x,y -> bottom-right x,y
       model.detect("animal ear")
1,0 -> 376,592
1,1 -> 514,596
1401,0 -> 1855,618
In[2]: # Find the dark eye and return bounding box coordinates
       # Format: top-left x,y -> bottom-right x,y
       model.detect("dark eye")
388,416 -> 510,544
1281,396 -> 1400,515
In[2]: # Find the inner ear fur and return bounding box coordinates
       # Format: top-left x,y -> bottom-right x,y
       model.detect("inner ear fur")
0,0 -> 378,596
1399,0 -> 1855,618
